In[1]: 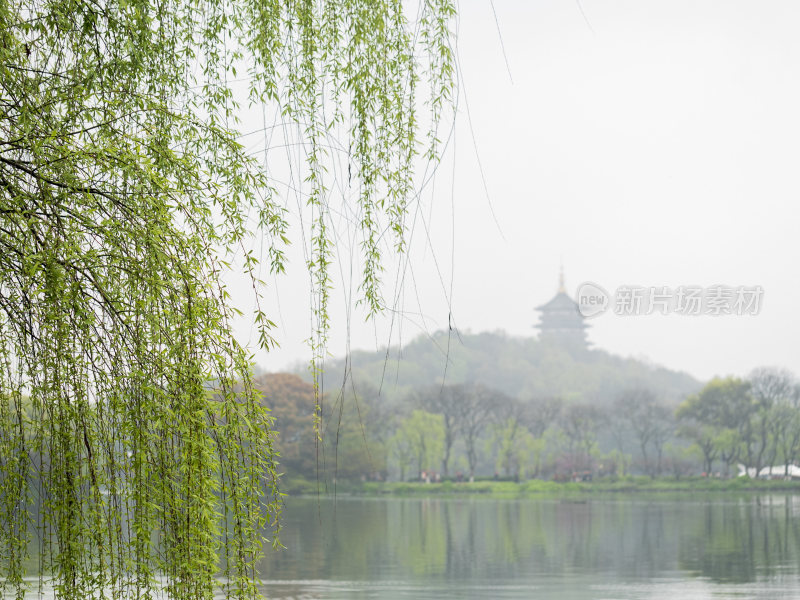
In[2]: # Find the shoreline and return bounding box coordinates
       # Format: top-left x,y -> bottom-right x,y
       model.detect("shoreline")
283,476 -> 800,498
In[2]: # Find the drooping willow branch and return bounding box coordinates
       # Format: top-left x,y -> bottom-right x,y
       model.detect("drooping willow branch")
0,0 -> 454,597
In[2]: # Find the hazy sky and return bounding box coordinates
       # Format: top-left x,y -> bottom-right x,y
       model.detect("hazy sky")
233,1 -> 800,382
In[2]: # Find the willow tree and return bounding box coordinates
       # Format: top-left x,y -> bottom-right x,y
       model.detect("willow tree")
0,0 -> 454,596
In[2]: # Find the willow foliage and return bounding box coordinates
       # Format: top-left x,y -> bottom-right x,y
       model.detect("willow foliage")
0,0 -> 454,596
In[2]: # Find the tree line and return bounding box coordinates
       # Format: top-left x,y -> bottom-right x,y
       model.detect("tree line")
259,367 -> 800,484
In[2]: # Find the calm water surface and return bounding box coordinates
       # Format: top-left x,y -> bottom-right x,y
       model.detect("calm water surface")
257,494 -> 800,600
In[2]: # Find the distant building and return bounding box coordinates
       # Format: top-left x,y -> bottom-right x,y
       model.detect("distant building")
738,464 -> 800,480
535,267 -> 590,348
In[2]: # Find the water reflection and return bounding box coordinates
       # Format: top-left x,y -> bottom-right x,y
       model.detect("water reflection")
258,495 -> 800,598
678,495 -> 800,583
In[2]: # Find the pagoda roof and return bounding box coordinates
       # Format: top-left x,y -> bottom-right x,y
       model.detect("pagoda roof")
535,289 -> 590,332
535,291 -> 581,312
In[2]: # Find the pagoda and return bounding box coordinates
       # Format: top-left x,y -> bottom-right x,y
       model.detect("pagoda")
535,267 -> 589,347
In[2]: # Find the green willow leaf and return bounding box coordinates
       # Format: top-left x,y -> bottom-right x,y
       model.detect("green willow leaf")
0,0 -> 454,598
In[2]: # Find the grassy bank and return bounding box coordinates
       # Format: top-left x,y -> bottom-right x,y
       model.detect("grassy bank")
353,477 -> 800,498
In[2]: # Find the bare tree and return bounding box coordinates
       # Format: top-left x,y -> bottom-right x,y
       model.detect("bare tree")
523,396 -> 562,438
615,388 -> 674,477
749,367 -> 797,474
457,384 -> 504,480
650,405 -> 674,476
417,384 -> 463,477
559,404 -> 605,474
490,396 -> 530,478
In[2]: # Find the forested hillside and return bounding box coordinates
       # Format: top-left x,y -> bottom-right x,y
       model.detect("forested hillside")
309,330 -> 702,407
263,337 -> 798,485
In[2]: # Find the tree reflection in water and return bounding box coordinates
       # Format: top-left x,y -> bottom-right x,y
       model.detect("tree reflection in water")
258,495 -> 800,594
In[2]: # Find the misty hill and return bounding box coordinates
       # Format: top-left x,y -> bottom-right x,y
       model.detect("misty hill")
314,330 -> 702,406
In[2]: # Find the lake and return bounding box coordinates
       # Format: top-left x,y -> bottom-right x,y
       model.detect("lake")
257,494 -> 800,600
